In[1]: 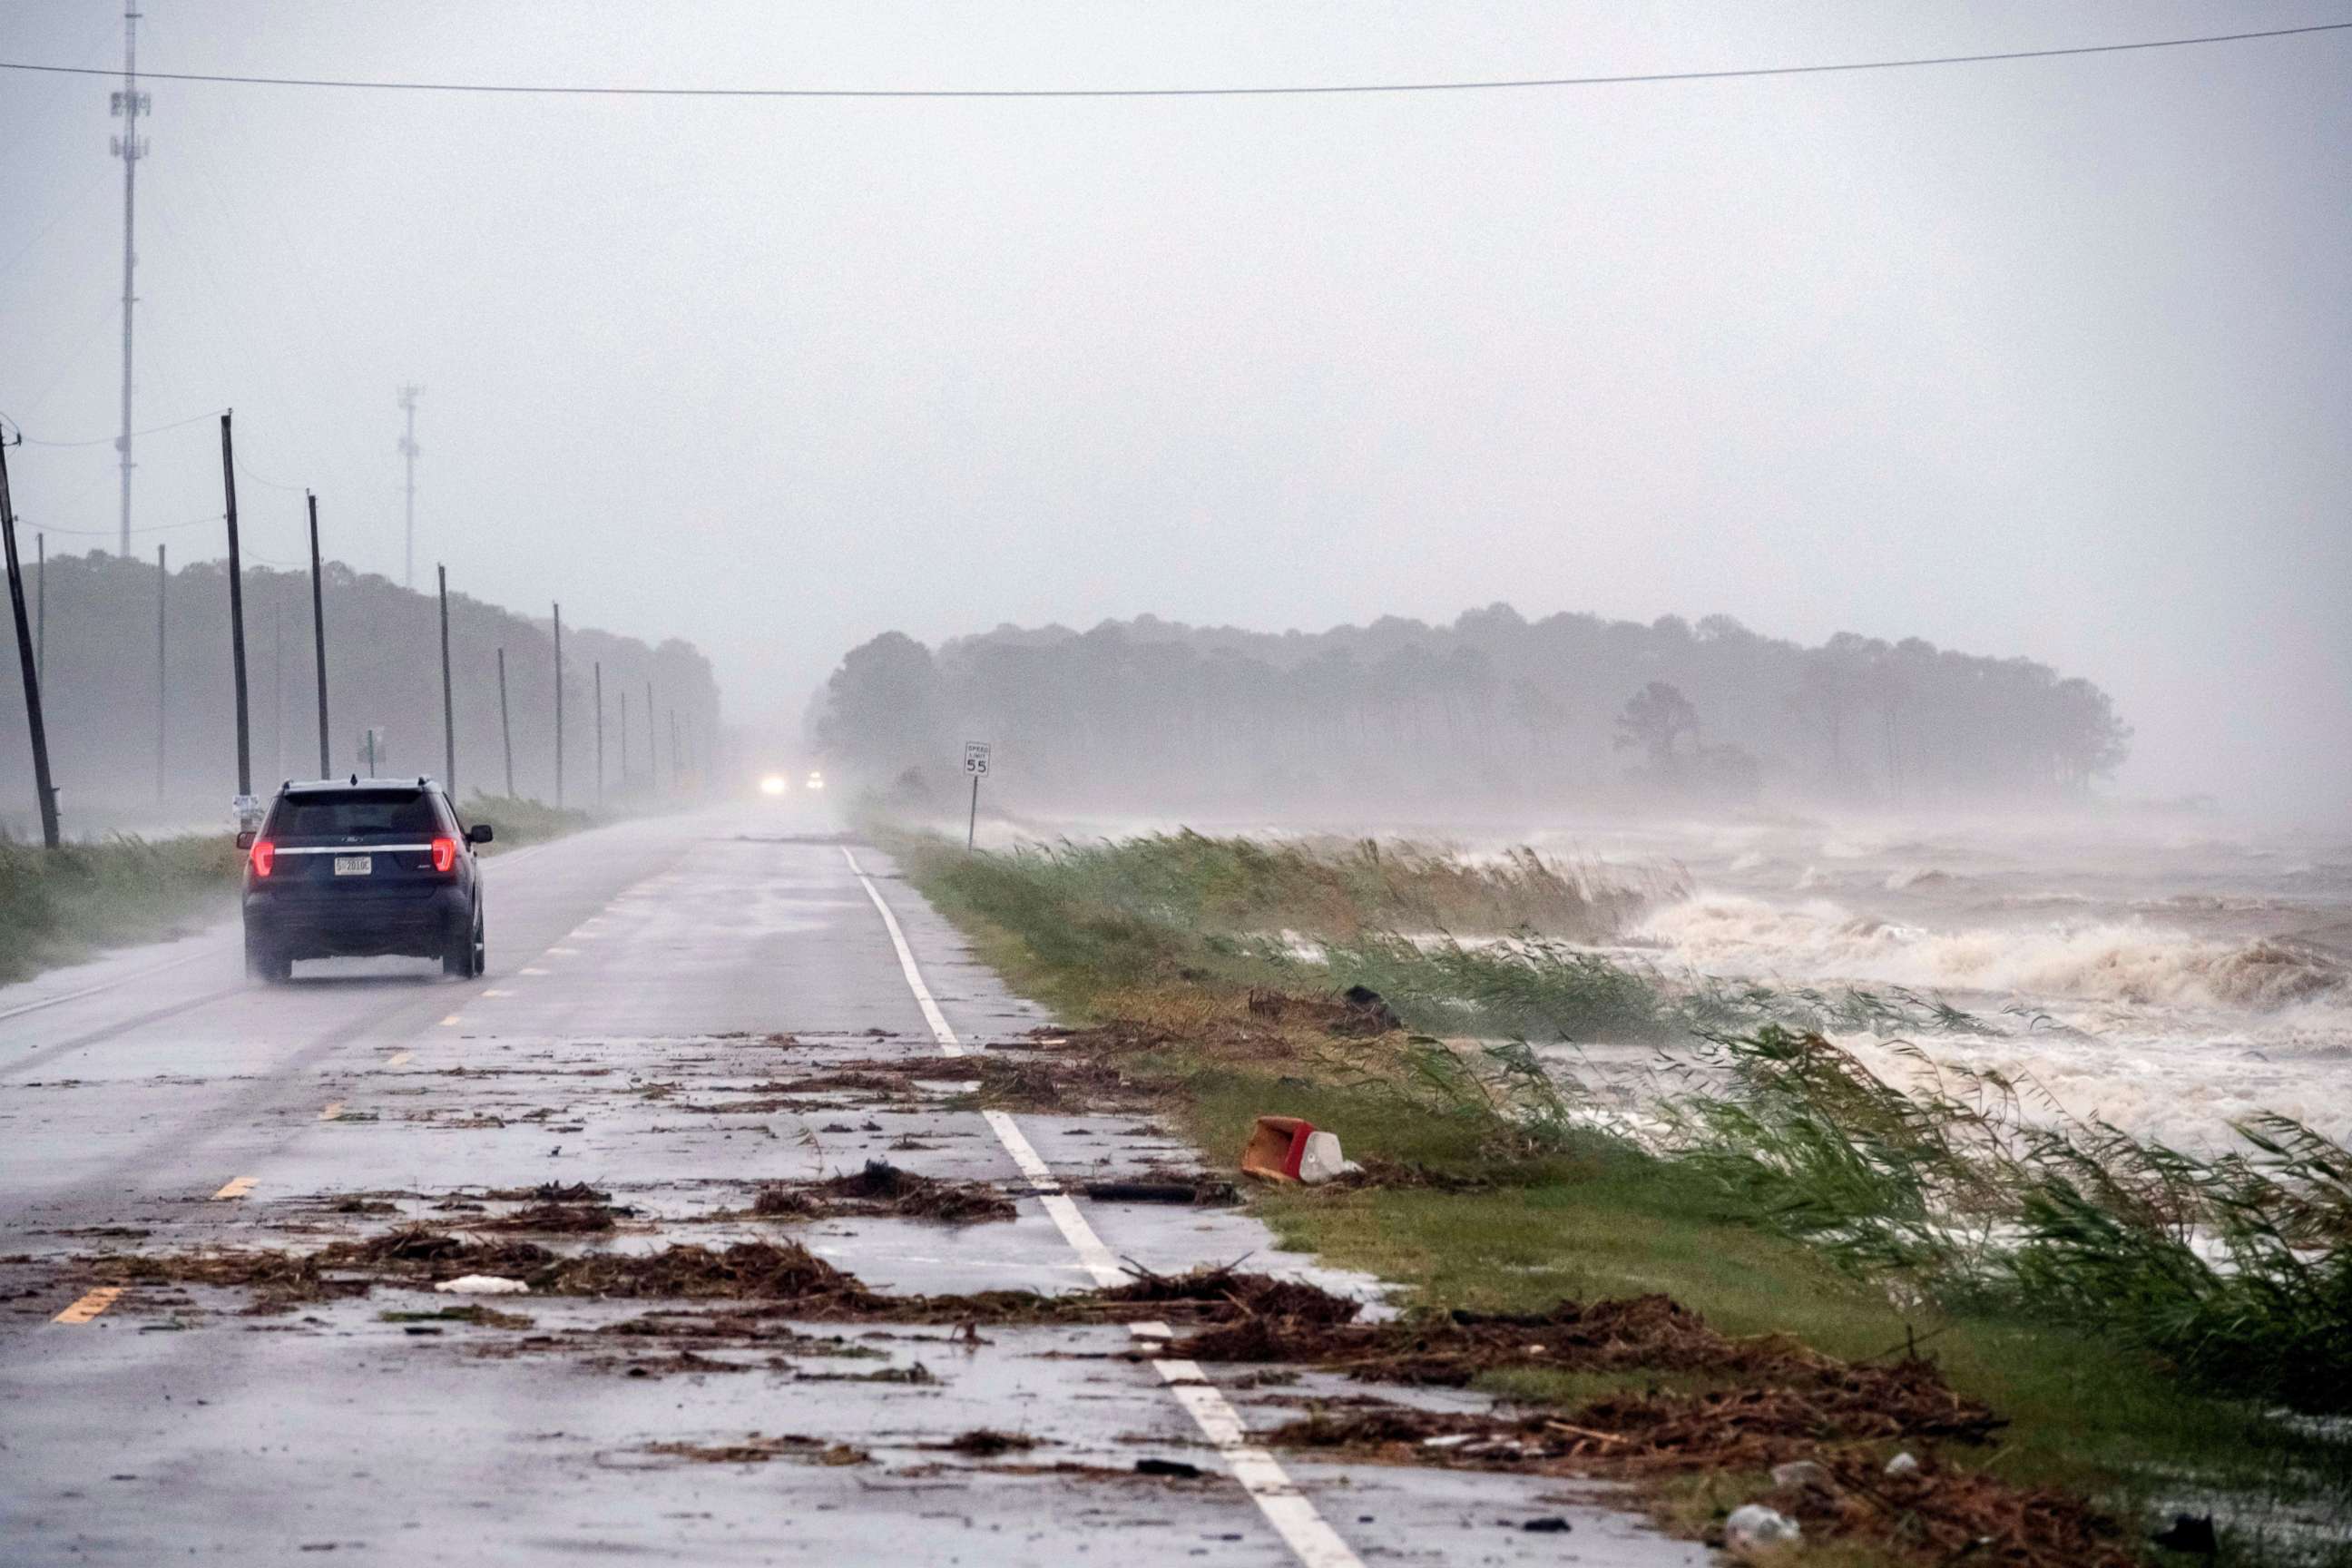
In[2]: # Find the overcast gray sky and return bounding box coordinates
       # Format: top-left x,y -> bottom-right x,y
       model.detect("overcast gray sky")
3,2 -> 2346,825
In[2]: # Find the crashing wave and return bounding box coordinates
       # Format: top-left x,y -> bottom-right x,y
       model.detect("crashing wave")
1640,896 -> 2347,1014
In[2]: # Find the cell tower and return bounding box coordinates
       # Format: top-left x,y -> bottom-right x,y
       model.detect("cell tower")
112,7 -> 150,559
397,384 -> 422,589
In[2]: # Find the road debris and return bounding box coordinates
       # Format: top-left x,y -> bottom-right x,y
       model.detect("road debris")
434,1275 -> 529,1295
1080,1177 -> 1240,1206
380,1305 -> 533,1328
752,1160 -> 1016,1224
1101,1260 -> 1362,1327
1722,1504 -> 1800,1559
936,1429 -> 1042,1456
475,1201 -> 621,1233
640,1433 -> 870,1466
1246,985 -> 1403,1036
1240,1114 -> 1362,1184
483,1181 -> 611,1203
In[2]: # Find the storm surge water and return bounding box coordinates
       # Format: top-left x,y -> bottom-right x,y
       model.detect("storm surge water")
1565,817 -> 2352,1152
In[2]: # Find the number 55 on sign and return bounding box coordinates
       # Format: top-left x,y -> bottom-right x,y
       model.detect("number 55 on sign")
962,742 -> 991,849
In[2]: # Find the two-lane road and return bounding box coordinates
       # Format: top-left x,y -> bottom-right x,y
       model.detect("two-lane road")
0,805 -> 1701,1567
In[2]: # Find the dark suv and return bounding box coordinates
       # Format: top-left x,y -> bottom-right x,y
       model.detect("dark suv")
239,778 -> 493,983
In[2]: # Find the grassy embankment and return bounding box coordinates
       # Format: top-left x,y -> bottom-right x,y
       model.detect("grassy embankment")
885,827 -> 2352,1567
0,792 -> 596,986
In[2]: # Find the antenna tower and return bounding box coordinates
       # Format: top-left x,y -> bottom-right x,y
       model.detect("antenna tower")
112,7 -> 150,558
397,384 -> 422,589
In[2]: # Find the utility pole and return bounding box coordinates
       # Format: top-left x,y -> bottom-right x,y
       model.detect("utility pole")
271,593 -> 283,779
154,542 -> 166,805
593,661 -> 604,808
496,647 -> 514,798
34,533 -> 45,690
112,6 -> 150,559
551,603 -> 564,808
220,414 -> 250,799
1,436 -> 61,847
436,565 -> 455,796
669,708 -> 681,793
307,492 -> 329,777
395,385 -> 420,590
645,680 -> 656,790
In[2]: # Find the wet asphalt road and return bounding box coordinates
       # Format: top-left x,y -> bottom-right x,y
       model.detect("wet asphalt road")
0,804 -> 1705,1566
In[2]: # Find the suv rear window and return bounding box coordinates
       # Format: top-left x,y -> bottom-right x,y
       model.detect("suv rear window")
269,789 -> 446,839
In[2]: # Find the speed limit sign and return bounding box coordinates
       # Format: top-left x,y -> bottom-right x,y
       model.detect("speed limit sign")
962,742 -> 992,850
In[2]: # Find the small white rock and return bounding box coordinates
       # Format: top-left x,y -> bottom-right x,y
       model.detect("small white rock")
1770,1460 -> 1829,1489
1724,1504 -> 1801,1560
433,1274 -> 529,1296
1885,1451 -> 1920,1476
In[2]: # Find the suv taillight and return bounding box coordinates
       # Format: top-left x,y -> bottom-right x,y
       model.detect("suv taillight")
430,837 -> 457,874
250,839 -> 276,877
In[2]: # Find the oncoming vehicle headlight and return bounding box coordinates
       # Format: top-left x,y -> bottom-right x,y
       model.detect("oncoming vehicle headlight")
760,774 -> 789,797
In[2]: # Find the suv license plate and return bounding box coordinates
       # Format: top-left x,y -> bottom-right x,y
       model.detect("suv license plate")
333,856 -> 373,877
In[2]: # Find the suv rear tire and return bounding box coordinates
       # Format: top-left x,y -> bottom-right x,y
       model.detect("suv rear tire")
245,930 -> 292,985
443,909 -> 484,979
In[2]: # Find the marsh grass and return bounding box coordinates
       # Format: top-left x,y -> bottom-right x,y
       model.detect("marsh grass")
1657,1026 -> 2352,1415
459,791 -> 599,849
965,830 -> 1676,944
0,832 -> 240,983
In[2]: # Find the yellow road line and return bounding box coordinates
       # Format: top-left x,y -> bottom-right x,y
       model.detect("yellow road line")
319,1101 -> 344,1121
544,946 -> 581,956
481,988 -> 512,998
439,1014 -> 462,1026
518,966 -> 550,976
211,1176 -> 256,1200
385,1051 -> 412,1067
53,1287 -> 122,1325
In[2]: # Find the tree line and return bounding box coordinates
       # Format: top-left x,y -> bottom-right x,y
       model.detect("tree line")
0,547 -> 723,834
814,604 -> 2131,814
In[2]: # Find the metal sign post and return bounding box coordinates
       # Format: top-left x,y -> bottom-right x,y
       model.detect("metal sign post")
962,740 -> 992,851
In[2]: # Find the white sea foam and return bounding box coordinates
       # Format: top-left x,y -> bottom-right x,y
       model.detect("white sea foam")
1639,896 -> 2345,1014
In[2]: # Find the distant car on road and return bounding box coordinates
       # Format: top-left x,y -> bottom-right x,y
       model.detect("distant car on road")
239,777 -> 493,983
806,769 -> 826,791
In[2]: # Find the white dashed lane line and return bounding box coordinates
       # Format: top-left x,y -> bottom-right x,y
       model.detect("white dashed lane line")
841,846 -> 1367,1568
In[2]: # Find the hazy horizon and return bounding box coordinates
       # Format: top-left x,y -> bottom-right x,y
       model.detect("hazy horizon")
4,3 -> 2347,828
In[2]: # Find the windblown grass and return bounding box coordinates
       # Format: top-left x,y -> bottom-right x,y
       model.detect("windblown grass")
967,830 -> 1674,944
0,832 -> 240,983
1656,1027 -> 2352,1413
459,792 -> 599,850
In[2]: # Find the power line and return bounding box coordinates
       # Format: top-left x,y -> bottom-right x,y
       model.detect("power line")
32,510 -> 220,538
5,407 -> 224,447
0,21 -> 2344,100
